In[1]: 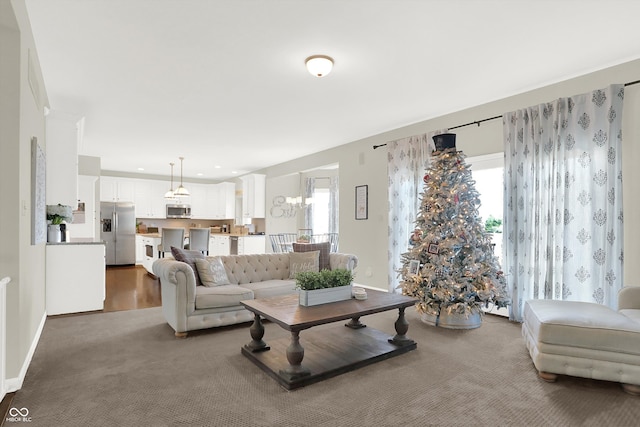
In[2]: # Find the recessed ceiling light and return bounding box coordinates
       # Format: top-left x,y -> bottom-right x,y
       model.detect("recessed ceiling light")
231,171 -> 238,174
137,167 -> 144,171
214,165 -> 221,169
197,172 -> 204,176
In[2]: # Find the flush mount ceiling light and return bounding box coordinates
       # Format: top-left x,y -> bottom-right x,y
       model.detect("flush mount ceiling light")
173,156 -> 190,197
305,55 -> 333,77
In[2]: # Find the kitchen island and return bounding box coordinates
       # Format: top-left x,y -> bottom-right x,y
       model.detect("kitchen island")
46,239 -> 106,315
136,233 -> 162,274
137,232 -> 267,275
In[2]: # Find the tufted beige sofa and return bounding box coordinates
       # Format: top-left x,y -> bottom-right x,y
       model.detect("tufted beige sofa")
153,253 -> 358,337
522,286 -> 640,395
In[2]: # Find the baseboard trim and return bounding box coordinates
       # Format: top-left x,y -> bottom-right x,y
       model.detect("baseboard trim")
4,311 -> 46,393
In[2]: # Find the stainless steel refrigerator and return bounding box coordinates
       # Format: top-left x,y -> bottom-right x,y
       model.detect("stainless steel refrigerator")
100,201 -> 136,266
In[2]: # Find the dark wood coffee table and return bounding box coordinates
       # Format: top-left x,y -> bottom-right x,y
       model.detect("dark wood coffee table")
240,289 -> 418,390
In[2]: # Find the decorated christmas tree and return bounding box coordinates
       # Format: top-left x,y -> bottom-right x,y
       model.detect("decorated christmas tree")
399,133 -> 509,328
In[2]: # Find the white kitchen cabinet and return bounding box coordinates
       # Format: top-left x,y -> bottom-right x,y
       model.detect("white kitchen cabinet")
237,235 -> 266,255
150,181 -> 169,218
135,235 -> 144,264
188,183 -> 207,219
191,183 -> 235,220
46,242 -> 106,315
205,185 -> 220,219
135,180 -> 168,218
100,176 -> 235,220
209,235 -> 230,256
214,182 -> 236,219
134,180 -> 152,218
241,174 -> 266,218
101,176 -> 135,202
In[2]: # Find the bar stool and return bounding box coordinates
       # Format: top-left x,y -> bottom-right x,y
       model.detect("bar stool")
159,227 -> 185,258
188,228 -> 210,255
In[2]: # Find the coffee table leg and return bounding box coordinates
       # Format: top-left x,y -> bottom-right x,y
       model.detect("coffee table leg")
345,316 -> 366,329
244,313 -> 270,352
389,307 -> 416,346
279,330 -> 310,380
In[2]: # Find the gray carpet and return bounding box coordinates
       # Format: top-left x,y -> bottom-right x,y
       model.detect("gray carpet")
11,307 -> 640,426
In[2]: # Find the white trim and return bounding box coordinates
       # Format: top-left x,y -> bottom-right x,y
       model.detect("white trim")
4,311 -> 47,393
467,152 -> 504,170
0,277 -> 9,402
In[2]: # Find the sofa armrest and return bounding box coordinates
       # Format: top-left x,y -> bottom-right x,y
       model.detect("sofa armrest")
152,258 -> 198,334
618,286 -> 640,310
329,253 -> 358,272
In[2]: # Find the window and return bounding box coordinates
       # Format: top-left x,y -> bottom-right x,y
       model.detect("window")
469,153 -> 507,317
311,188 -> 330,235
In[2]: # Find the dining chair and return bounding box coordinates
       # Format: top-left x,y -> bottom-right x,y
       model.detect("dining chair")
269,234 -> 283,253
188,228 -> 210,255
278,233 -> 297,252
159,227 -> 185,258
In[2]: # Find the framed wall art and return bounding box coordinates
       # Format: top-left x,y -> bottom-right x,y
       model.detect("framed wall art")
355,185 -> 368,220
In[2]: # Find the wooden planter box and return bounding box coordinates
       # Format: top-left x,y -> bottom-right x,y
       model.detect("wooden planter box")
298,284 -> 353,307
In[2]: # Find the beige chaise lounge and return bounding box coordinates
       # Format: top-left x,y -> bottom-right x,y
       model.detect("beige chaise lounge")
522,286 -> 640,395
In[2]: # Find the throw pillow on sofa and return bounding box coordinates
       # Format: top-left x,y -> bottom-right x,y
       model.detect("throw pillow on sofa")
171,246 -> 205,286
289,250 -> 320,278
194,258 -> 232,287
292,242 -> 330,271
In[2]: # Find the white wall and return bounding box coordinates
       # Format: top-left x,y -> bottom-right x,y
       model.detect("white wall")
265,174 -> 299,246
67,175 -> 98,239
256,59 -> 640,290
264,167 -> 340,248
0,0 -> 49,389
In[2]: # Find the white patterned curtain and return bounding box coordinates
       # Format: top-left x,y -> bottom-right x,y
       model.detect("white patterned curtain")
503,84 -> 625,322
328,176 -> 339,234
387,131 -> 442,293
303,177 -> 315,231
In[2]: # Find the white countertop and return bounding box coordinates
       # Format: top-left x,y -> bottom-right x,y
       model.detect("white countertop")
47,238 -> 105,245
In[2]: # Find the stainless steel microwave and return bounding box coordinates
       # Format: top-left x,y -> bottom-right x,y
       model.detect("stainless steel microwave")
166,204 -> 191,218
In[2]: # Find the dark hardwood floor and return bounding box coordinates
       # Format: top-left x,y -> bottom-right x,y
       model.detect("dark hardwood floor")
104,265 -> 162,312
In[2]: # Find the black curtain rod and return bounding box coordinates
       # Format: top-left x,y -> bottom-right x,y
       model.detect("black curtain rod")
372,79 -> 640,150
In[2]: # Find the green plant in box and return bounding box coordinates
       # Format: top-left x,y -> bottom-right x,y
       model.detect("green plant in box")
295,269 -> 354,291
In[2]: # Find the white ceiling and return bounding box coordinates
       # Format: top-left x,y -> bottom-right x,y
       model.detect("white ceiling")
25,0 -> 640,181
